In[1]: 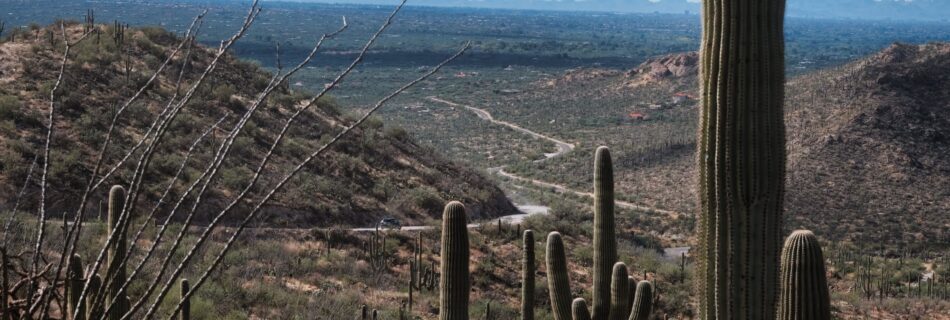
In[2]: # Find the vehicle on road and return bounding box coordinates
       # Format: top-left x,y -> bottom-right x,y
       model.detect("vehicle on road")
378,217 -> 402,230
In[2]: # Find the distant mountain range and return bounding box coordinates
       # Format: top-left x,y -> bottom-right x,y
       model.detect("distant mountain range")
278,0 -> 950,22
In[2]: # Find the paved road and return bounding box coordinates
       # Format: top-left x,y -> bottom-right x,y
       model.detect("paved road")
349,204 -> 549,232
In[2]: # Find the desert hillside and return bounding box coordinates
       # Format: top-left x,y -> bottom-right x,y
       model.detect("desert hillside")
487,44 -> 948,250
0,23 -> 516,228
785,42 -> 950,249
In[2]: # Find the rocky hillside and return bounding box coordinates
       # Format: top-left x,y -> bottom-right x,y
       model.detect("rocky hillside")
0,23 -> 515,227
489,44 -> 948,249
785,42 -> 950,248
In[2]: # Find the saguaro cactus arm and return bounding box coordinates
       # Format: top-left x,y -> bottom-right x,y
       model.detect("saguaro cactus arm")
592,146 -> 617,320
546,232 -> 574,320
573,298 -> 592,320
628,281 -> 653,320
522,230 -> 535,320
609,263 -> 630,320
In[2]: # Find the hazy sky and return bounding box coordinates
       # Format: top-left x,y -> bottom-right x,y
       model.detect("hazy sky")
271,0 -> 950,22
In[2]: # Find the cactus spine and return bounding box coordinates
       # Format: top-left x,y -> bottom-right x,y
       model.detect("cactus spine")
572,298 -> 592,320
439,201 -> 470,320
521,230 -> 535,320
629,281 -> 653,320
609,263 -> 630,320
697,0 -> 787,318
592,146 -> 617,320
68,254 -> 86,320
180,279 -> 191,320
777,230 -> 831,320
546,232 -> 573,320
105,185 -> 129,320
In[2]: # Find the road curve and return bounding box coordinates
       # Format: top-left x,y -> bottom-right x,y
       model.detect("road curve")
429,96 -> 680,219
428,96 -> 574,159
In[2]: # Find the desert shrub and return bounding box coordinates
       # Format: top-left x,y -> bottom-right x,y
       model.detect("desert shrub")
0,95 -> 23,120
383,125 -> 409,141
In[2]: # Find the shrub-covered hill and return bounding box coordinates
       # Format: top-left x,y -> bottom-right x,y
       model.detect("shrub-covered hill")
481,44 -> 949,250
0,23 -> 516,227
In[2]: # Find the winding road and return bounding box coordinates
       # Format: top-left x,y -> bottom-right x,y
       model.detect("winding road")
428,96 -> 680,219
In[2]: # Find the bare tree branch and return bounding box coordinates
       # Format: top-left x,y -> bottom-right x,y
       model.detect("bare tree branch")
162,41 -> 472,320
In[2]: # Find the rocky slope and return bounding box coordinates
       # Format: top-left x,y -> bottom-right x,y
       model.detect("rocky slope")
0,23 -> 516,227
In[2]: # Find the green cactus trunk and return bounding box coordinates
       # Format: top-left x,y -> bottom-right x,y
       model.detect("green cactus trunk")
439,201 -> 470,320
180,279 -> 191,320
629,281 -> 653,320
592,146 -> 617,320
68,254 -> 86,320
546,232 -> 573,320
521,230 -> 535,320
105,185 -> 129,320
87,274 -> 103,320
572,298 -> 592,320
777,230 -> 831,320
697,0 -> 787,318
609,263 -> 630,320
2,247 -> 9,320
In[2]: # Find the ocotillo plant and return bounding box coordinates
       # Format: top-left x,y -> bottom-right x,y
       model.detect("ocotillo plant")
105,185 -> 130,320
68,254 -> 86,320
439,201 -> 470,320
522,230 -> 535,320
777,230 -> 830,320
696,0 -> 787,318
592,146 -> 617,320
629,281 -> 653,320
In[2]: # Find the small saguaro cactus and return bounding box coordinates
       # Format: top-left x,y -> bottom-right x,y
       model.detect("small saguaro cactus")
777,230 -> 831,320
572,298 -> 592,320
439,201 -> 470,320
105,185 -> 129,320
67,254 -> 86,320
546,232 -> 573,320
180,279 -> 191,320
696,0 -> 788,318
609,263 -> 630,320
522,230 -> 535,320
592,146 -> 617,320
629,281 -> 653,320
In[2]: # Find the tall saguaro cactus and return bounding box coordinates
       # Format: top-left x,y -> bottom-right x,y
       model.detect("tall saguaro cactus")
439,201 -> 470,320
592,146 -> 617,320
522,230 -> 535,320
697,0 -> 787,318
777,230 -> 831,320
105,185 -> 129,320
